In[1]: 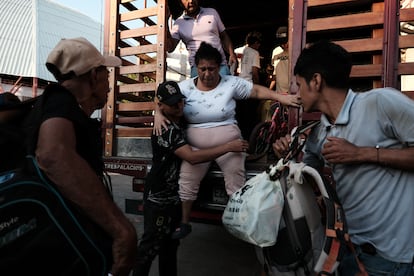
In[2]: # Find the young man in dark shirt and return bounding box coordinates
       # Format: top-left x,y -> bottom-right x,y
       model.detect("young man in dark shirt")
133,81 -> 249,276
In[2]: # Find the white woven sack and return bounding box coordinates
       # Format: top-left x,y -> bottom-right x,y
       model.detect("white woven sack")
222,164 -> 284,247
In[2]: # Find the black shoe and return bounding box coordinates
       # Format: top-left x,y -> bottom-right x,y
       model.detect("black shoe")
171,223 -> 192,239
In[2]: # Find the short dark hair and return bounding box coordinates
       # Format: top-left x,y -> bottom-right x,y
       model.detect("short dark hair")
194,42 -> 222,66
245,31 -> 262,46
294,40 -> 352,89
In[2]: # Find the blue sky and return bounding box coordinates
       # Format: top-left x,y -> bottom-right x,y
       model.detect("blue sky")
51,0 -> 104,23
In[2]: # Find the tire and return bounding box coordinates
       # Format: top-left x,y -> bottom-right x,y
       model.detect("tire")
247,121 -> 272,161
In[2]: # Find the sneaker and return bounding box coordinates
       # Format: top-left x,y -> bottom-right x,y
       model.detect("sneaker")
171,223 -> 192,239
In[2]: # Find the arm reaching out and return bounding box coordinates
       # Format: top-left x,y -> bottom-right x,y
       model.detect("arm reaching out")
250,84 -> 301,107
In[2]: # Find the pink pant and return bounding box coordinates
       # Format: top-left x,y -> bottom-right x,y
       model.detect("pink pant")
179,124 -> 246,201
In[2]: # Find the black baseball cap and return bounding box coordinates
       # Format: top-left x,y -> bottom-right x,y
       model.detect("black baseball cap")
156,81 -> 186,105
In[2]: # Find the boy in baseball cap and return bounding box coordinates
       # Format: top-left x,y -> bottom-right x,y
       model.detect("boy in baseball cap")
133,81 -> 248,275
156,80 -> 186,106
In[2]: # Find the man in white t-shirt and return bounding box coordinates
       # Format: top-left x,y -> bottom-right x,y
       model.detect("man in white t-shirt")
166,0 -> 237,77
262,26 -> 289,121
269,26 -> 289,93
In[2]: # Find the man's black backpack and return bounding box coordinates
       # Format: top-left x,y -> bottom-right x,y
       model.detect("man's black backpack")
0,92 -> 113,275
0,156 -> 112,275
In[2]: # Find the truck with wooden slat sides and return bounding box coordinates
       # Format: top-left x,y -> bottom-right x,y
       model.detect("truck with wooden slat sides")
102,0 -> 414,222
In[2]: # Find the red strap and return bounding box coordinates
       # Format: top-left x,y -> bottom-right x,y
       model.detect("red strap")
322,239 -> 340,273
347,241 -> 369,276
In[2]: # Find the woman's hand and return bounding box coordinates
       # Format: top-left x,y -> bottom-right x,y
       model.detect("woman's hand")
153,112 -> 170,136
277,93 -> 301,108
226,139 -> 249,152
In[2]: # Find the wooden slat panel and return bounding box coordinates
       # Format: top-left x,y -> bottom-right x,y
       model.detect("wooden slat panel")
119,82 -> 156,93
307,11 -> 384,32
350,64 -> 382,77
120,63 -> 157,74
334,37 -> 383,53
120,7 -> 157,22
116,128 -> 153,137
120,26 -> 158,39
120,44 -> 158,56
118,102 -> 155,111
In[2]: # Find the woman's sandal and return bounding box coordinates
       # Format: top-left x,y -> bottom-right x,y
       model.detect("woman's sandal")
171,223 -> 192,239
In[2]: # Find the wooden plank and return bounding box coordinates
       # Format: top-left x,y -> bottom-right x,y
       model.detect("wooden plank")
120,7 -> 158,23
117,102 -> 156,112
117,116 -> 154,125
155,0 -> 168,87
403,91 -> 414,100
119,24 -> 152,45
120,63 -> 157,74
120,25 -> 158,39
308,0 -> 360,7
104,0 -> 120,157
116,128 -> 153,137
333,37 -> 383,53
372,2 -> 384,89
398,62 -> 414,75
350,64 -> 382,77
120,44 -> 158,56
400,7 -> 414,22
119,82 -> 157,93
117,75 -> 138,85
399,35 -> 414,49
307,11 -> 384,32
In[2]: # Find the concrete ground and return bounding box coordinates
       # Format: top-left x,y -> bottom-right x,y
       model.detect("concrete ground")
111,173 -> 263,276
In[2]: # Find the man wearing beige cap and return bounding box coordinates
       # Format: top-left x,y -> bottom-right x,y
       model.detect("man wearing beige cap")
23,37 -> 137,275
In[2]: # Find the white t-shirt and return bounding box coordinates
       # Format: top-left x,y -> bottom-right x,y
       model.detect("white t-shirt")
239,46 -> 261,82
178,75 -> 253,128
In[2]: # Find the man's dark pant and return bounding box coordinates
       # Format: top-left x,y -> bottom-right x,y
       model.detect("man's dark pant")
133,200 -> 181,276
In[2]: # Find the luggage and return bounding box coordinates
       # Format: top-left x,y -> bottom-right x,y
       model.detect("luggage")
260,160 -> 347,275
0,156 -> 112,275
256,122 -> 349,275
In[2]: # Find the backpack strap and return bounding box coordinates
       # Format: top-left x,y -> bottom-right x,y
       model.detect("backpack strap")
297,164 -> 346,274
